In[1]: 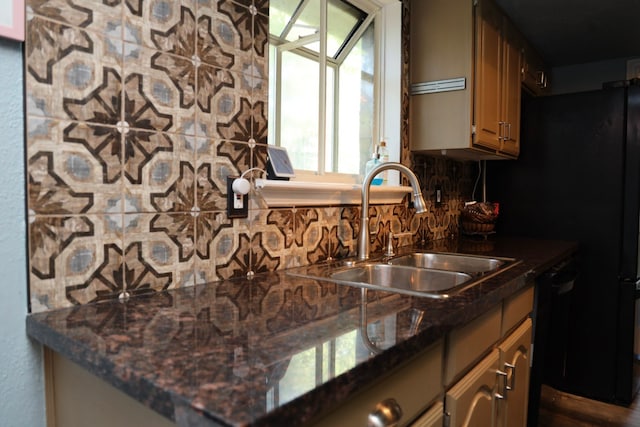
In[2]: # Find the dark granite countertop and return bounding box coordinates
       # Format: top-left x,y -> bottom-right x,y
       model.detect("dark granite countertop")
26,236 -> 577,426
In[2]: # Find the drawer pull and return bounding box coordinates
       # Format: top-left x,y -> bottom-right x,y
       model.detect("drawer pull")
496,369 -> 508,396
504,362 -> 515,391
368,398 -> 403,427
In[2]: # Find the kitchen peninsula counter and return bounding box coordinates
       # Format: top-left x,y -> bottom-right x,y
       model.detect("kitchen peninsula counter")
26,236 -> 577,426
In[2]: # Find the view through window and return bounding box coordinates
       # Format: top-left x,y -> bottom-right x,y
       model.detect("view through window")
268,0 -> 378,178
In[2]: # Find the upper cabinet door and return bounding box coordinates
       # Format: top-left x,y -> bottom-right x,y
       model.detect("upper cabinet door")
474,0 -> 503,151
500,19 -> 522,157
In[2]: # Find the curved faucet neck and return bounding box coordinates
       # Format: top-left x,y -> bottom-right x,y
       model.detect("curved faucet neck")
358,162 -> 426,260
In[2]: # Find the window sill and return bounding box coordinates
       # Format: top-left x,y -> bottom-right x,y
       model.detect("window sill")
254,179 -> 412,207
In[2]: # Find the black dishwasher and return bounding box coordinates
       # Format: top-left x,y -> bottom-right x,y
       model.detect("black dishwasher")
527,256 -> 578,427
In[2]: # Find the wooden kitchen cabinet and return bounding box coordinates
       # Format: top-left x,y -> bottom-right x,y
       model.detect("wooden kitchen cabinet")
473,0 -> 502,153
497,319 -> 532,427
411,401 -> 444,427
474,0 -> 522,157
522,43 -> 550,96
445,349 -> 501,426
409,0 -> 528,160
45,350 -> 176,427
312,340 -> 444,427
445,319 -> 532,427
445,304 -> 502,386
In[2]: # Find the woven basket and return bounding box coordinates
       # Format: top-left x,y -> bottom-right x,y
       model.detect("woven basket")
461,221 -> 495,233
460,202 -> 498,234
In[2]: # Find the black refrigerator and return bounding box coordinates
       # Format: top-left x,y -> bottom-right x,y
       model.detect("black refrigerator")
488,80 -> 640,405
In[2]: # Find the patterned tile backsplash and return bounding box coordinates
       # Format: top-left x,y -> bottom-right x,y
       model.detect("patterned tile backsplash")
24,0 -> 476,313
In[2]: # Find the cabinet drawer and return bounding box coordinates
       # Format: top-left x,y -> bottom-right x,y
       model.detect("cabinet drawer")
312,340 -> 443,427
501,284 -> 534,336
444,305 -> 501,386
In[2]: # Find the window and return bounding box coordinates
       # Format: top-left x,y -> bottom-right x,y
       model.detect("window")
268,0 -> 401,184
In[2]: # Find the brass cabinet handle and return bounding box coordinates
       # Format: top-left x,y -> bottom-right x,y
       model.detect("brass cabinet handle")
536,70 -> 547,88
504,362 -> 516,391
496,369 -> 508,397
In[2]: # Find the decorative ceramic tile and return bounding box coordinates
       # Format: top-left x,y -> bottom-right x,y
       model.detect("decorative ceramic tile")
250,140 -> 267,170
26,17 -> 123,123
252,6 -> 268,70
369,205 -> 392,254
230,0 -> 253,8
216,94 -> 254,143
308,207 -> 345,259
120,57 -> 179,132
63,67 -> 124,127
247,208 -> 290,271
124,0 -> 196,58
254,0 -> 268,17
123,129 -> 175,187
29,214 -> 124,312
302,208 -> 331,265
337,206 -> 359,256
124,43 -> 197,135
147,157 -> 196,213
195,212 -> 251,281
195,64 -> 232,134
123,130 -> 195,214
249,232 -> 281,275
327,225 -> 352,259
195,211 -> 231,262
196,1 -> 250,75
391,204 -> 422,246
27,119 -> 126,215
195,161 -> 227,212
195,139 -> 252,213
196,63 -> 252,141
215,228 -> 252,280
281,246 -> 309,270
27,0 -> 124,40
124,212 -> 194,293
61,121 -> 124,185
251,97 -> 268,145
264,209 -> 295,249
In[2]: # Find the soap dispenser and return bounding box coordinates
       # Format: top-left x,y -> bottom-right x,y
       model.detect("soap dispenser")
364,144 -> 383,185
378,140 -> 389,184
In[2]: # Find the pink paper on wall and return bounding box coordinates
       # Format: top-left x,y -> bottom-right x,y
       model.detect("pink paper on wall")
0,0 -> 24,42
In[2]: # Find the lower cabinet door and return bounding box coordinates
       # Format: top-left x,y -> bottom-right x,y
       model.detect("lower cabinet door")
497,318 -> 532,427
445,349 -> 500,427
411,401 -> 443,427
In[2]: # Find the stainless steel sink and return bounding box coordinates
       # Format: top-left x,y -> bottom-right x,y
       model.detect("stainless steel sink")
285,251 -> 520,299
330,264 -> 472,297
389,252 -> 505,274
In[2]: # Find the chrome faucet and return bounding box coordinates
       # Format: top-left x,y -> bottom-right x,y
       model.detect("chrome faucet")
358,162 -> 428,260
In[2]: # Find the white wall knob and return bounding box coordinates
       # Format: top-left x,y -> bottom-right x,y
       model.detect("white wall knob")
232,177 -> 251,195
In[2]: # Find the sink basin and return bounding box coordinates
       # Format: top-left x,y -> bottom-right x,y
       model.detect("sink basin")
329,264 -> 472,298
285,251 -> 520,299
389,252 -> 505,274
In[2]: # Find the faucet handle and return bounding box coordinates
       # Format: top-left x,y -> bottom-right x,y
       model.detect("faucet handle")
385,232 -> 394,256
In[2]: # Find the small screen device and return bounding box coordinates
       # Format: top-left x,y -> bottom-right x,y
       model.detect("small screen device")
266,145 -> 295,180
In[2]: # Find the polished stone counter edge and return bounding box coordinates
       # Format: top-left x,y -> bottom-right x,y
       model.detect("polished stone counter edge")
25,236 -> 579,426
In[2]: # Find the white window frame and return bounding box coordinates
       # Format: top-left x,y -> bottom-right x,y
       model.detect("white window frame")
269,0 -> 402,186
